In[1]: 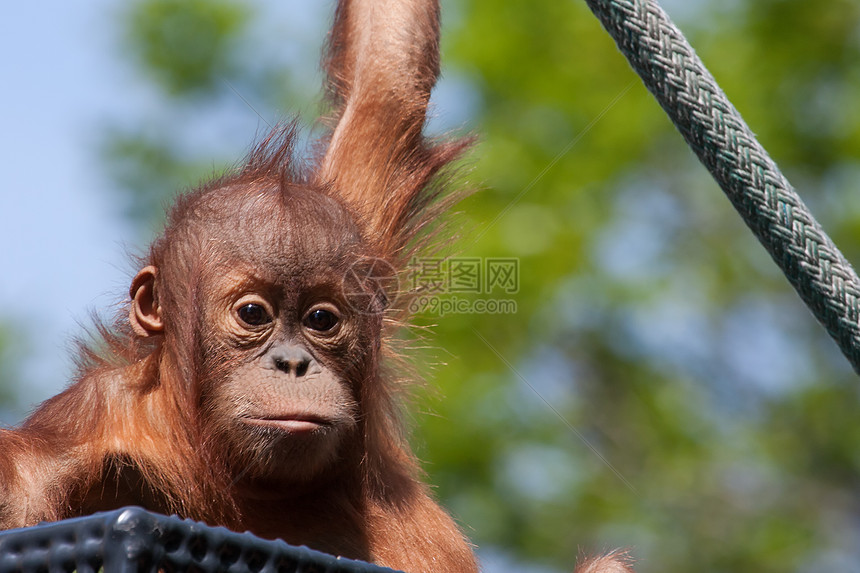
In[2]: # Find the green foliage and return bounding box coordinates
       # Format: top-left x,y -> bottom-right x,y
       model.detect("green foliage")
100,126 -> 232,228
0,324 -> 22,417
101,129 -> 197,226
126,0 -> 249,96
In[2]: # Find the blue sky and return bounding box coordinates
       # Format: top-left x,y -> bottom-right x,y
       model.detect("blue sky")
1,0 -> 135,415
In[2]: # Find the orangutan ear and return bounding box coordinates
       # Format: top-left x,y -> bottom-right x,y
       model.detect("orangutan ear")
129,266 -> 163,336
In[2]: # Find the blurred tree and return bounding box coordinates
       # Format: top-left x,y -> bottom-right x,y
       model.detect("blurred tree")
90,0 -> 860,571
126,0 -> 250,96
0,324 -> 23,423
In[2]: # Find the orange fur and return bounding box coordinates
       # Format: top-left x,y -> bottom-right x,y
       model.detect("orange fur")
575,550 -> 635,573
0,1 -> 477,572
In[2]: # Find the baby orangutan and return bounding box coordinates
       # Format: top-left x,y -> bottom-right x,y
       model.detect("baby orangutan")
0,0 -> 631,571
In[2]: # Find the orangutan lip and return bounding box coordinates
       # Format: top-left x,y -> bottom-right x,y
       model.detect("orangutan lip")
242,416 -> 329,433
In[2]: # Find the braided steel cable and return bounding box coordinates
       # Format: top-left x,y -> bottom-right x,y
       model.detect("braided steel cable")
583,0 -> 860,373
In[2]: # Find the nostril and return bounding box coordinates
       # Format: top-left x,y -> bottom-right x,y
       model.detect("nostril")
295,360 -> 309,377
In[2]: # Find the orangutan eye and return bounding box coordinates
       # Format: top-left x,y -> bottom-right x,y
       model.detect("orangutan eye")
304,308 -> 339,332
238,303 -> 272,326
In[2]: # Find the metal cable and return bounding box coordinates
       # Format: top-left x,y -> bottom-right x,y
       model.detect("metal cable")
583,0 -> 860,374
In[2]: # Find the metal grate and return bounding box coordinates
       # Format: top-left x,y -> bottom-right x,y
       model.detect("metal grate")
0,507 -> 400,573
